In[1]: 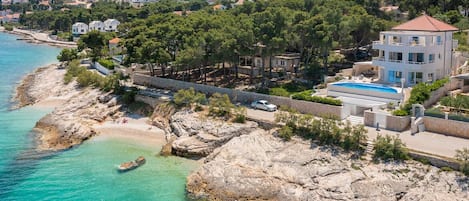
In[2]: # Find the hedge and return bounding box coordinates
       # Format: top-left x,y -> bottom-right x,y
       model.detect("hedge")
292,91 -> 342,106
98,59 -> 115,70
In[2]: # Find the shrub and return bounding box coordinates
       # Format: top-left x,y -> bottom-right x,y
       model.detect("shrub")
233,106 -> 247,123
122,88 -> 137,104
57,48 -> 78,62
398,78 -> 450,115
392,109 -> 409,116
208,93 -> 234,117
373,134 -> 409,161
292,91 -> 342,106
278,125 -> 294,141
98,59 -> 115,70
269,87 -> 290,97
64,59 -> 121,92
3,24 -> 13,31
455,148 -> 469,176
173,88 -> 206,107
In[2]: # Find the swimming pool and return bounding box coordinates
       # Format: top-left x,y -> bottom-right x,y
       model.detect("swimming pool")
331,82 -> 398,94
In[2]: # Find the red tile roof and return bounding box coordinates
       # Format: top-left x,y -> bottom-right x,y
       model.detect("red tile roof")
109,38 -> 120,44
392,14 -> 458,32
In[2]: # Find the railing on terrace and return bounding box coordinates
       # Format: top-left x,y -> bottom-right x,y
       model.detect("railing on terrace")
407,61 -> 426,64
424,110 -> 469,123
372,57 -> 385,61
388,59 -> 403,63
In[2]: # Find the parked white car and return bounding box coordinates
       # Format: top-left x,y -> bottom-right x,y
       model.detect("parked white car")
251,100 -> 277,112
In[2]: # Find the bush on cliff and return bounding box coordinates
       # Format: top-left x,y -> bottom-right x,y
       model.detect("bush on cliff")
278,125 -> 294,141
173,88 -> 206,107
373,134 -> 409,161
64,60 -> 121,92
208,93 -> 234,118
57,48 -> 78,62
274,111 -> 367,152
455,148 -> 469,176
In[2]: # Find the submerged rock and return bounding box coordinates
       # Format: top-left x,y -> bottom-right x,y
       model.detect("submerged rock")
187,131 -> 469,201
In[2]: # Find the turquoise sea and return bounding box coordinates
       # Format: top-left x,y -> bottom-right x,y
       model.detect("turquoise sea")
0,32 -> 198,200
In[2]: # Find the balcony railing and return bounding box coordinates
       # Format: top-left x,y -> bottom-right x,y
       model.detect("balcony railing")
407,61 -> 426,64
388,59 -> 403,63
372,57 -> 385,61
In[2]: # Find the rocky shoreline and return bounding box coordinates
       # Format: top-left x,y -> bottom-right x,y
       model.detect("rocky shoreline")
14,63 -> 469,200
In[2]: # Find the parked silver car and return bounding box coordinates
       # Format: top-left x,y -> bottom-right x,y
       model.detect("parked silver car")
251,100 -> 277,112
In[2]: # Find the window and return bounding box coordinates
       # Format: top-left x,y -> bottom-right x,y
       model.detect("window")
429,54 -> 435,63
437,36 -> 442,45
417,53 -> 424,62
389,52 -> 402,62
280,60 -> 286,66
428,73 -> 434,82
416,72 -> 423,83
411,36 -> 419,45
408,72 -> 415,84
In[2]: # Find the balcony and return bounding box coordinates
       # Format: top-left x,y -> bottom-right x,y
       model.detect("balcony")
372,57 -> 385,61
407,61 -> 426,64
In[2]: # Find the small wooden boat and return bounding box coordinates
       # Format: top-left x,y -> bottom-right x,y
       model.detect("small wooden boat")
118,156 -> 146,172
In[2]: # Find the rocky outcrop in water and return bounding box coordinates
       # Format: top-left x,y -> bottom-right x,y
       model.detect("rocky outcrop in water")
168,110 -> 258,157
34,89 -> 121,150
187,131 -> 469,201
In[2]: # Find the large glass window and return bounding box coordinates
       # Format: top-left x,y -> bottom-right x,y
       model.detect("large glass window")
429,54 -> 435,63
389,52 -> 402,62
416,72 -> 423,83
408,72 -> 415,84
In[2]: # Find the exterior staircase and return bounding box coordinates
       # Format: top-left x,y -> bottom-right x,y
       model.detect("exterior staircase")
364,140 -> 374,161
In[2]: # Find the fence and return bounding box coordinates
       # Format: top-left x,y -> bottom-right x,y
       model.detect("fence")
133,74 -> 345,119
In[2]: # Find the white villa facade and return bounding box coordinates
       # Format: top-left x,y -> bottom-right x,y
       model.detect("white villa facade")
104,19 -> 120,32
89,20 -> 105,32
372,14 -> 458,86
72,19 -> 120,36
72,22 -> 88,35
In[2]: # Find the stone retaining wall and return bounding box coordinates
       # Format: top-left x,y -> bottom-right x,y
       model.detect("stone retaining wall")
133,74 -> 344,118
423,79 -> 461,108
409,151 -> 460,170
364,110 -> 410,131
423,116 -> 469,139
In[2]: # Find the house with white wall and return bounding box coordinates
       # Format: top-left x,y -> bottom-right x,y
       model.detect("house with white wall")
89,20 -> 105,32
372,14 -> 458,86
104,19 -> 120,32
72,22 -> 88,35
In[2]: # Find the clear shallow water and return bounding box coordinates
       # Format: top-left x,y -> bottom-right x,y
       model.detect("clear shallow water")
0,32 -> 198,200
332,82 -> 398,93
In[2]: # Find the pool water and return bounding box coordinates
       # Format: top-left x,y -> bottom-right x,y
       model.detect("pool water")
332,82 -> 398,93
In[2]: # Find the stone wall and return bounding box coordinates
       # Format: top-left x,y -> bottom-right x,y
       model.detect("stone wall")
423,78 -> 461,108
423,116 -> 469,139
386,115 -> 411,132
409,151 -> 460,170
364,110 -> 410,132
133,74 -> 344,118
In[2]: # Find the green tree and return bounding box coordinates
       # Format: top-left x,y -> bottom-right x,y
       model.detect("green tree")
208,93 -> 234,118
78,31 -> 109,61
57,48 -> 78,62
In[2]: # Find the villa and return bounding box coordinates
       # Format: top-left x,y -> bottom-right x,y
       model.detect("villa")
372,14 -> 458,87
89,20 -> 105,32
72,22 -> 88,36
104,19 -> 120,32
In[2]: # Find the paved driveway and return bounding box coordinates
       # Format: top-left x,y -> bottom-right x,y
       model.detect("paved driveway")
246,108 -> 277,122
